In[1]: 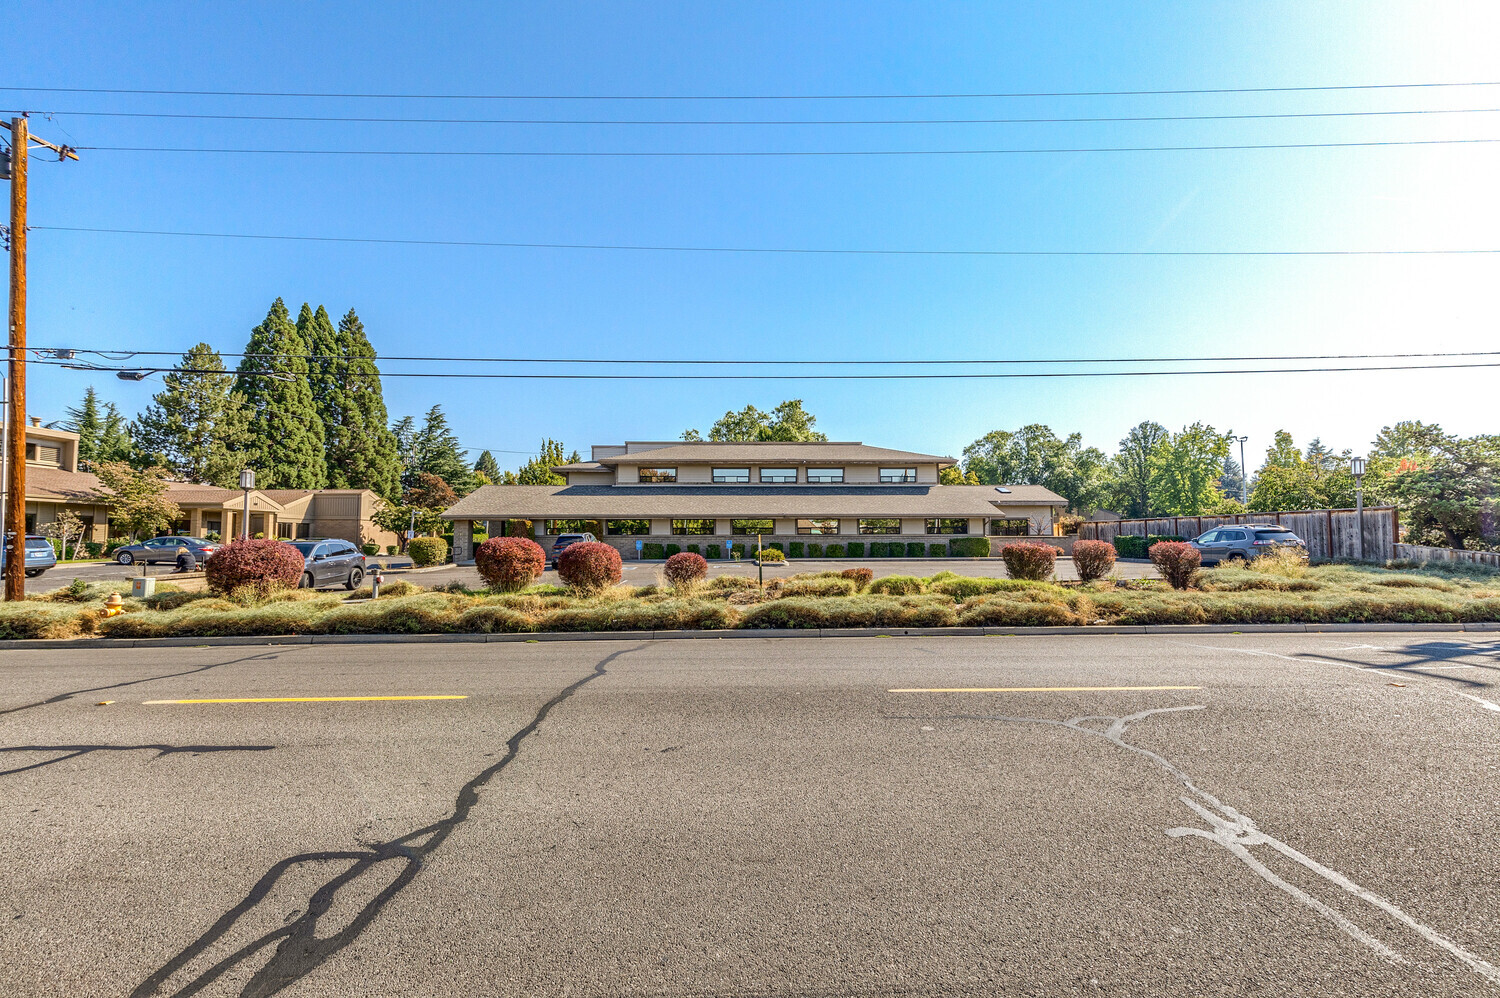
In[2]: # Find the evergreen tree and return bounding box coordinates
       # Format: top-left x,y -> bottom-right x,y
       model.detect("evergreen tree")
516,439 -> 569,485
403,405 -> 474,494
324,309 -> 401,497
298,303 -> 341,425
473,450 -> 502,482
63,387 -> 106,467
131,343 -> 250,486
98,403 -> 135,465
234,298 -> 327,488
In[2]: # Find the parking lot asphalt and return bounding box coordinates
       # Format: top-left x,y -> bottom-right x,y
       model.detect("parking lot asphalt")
1,632 -> 1497,996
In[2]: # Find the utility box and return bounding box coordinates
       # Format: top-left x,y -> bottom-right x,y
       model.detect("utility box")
131,576 -> 156,599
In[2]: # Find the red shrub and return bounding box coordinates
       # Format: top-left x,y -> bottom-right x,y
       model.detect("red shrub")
556,541 -> 623,593
475,536 -> 545,592
841,567 -> 874,589
1072,539 -> 1117,583
664,551 -> 708,588
1000,542 -> 1060,581
1150,541 -> 1201,590
205,538 -> 306,596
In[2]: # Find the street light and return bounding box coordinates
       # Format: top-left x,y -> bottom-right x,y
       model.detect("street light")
238,468 -> 255,541
1351,457 -> 1367,561
1231,435 -> 1249,507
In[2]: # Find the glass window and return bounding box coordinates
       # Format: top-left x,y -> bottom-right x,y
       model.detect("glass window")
880,467 -> 918,483
1223,530 -> 1246,540
712,468 -> 750,483
988,518 -> 1032,536
926,518 -> 969,534
858,518 -> 901,534
606,519 -> 650,535
759,467 -> 797,484
797,518 -> 840,535
296,522 -> 312,539
24,443 -> 60,464
731,518 -> 775,535
546,519 -> 597,534
276,523 -> 293,539
637,467 -> 676,483
806,468 -> 844,484
291,541 -> 318,555
671,519 -> 716,535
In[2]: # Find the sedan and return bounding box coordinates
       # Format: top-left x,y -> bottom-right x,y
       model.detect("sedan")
114,536 -> 220,566
290,539 -> 367,590
1191,524 -> 1305,566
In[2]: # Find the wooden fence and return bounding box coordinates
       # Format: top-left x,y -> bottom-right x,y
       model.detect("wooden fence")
1078,506 -> 1399,561
1394,543 -> 1500,569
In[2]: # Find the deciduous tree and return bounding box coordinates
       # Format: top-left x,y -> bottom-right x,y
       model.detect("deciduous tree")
94,461 -> 181,540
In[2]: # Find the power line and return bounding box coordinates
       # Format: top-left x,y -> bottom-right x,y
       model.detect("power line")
76,137 -> 1500,156
32,226 -> 1500,257
6,81 -> 1500,100
26,106 -> 1500,126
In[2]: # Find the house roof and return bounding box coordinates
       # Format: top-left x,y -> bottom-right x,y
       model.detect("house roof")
552,462 -> 611,473
25,466 -> 104,502
442,483 -> 1065,520
592,442 -> 957,467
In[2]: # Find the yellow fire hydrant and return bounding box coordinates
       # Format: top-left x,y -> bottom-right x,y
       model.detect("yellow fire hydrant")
102,592 -> 124,617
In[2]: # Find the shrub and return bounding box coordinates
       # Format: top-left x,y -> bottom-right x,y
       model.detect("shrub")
758,548 -> 786,563
1072,539 -> 1117,582
474,536 -> 546,592
556,541 -> 623,593
929,576 -> 1051,600
847,541 -> 865,558
807,543 -> 822,557
826,543 -> 845,557
870,542 -> 888,558
948,537 -> 991,558
664,551 -> 709,589
907,542 -> 926,557
361,541 -> 379,556
731,542 -> 746,559
780,577 -> 857,597
665,543 -> 681,557
929,543 -> 947,557
1250,545 -> 1309,578
1001,542 -> 1059,581
386,545 -> 397,555
686,543 -> 700,555
407,536 -> 449,567
708,574 -> 757,591
1150,541 -> 1201,590
769,542 -> 784,553
706,545 -> 721,559
957,597 -> 1084,628
789,541 -> 805,558
1112,535 -> 1146,558
641,542 -> 665,560
841,567 -> 873,589
205,539 -> 305,596
869,575 -> 924,596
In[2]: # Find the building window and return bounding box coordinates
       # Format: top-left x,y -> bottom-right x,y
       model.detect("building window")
204,518 -> 221,535
296,522 -> 312,539
606,519 -> 650,535
712,467 -> 750,483
671,519 -> 716,535
731,518 -> 775,535
797,518 -> 840,535
988,518 -> 1032,536
926,518 -> 969,534
806,468 -> 844,484
759,467 -> 797,484
547,519 -> 598,534
638,467 -> 676,483
24,443 -> 60,465
880,467 -> 918,483
858,518 -> 901,534
277,523 -> 293,539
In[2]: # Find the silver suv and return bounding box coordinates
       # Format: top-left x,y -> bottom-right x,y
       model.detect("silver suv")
548,532 -> 597,568
1191,524 -> 1304,565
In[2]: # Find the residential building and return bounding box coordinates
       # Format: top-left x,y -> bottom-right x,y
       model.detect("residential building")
441,440 -> 1068,562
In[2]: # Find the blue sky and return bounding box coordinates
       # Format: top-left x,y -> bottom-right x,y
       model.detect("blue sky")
7,2 -> 1500,471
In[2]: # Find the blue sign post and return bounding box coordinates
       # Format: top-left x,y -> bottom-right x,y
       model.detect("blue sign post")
635,539 -> 644,560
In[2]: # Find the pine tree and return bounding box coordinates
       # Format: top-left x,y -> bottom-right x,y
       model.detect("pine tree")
473,450 -> 501,482
131,343 -> 251,486
392,415 -> 417,475
98,403 -> 135,465
234,298 -> 327,488
320,309 -> 401,497
299,303 -> 341,424
404,405 -> 474,494
63,387 -> 105,467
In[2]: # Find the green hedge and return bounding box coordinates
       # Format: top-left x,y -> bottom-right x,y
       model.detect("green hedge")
807,542 -> 823,557
929,543 -> 947,557
641,542 -> 665,560
906,542 -> 925,557
731,542 -> 746,558
1112,534 -> 1186,559
769,542 -> 784,553
789,542 -> 805,558
706,545 -> 721,559
826,543 -> 845,557
847,541 -> 865,558
948,537 -> 992,558
407,536 -> 449,567
665,543 -> 681,557
686,543 -> 700,555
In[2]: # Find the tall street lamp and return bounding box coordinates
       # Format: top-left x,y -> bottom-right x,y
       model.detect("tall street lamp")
1232,435 -> 1249,507
1351,456 -> 1366,561
238,468 -> 255,541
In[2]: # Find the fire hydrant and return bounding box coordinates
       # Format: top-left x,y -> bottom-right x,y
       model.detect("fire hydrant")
371,571 -> 384,599
102,592 -> 124,617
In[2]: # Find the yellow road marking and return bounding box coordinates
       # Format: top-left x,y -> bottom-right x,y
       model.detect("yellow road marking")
887,685 -> 1202,693
141,695 -> 469,704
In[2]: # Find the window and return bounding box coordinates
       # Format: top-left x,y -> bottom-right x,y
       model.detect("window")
296,522 -> 312,539
547,519 -> 598,534
712,467 -> 750,483
926,518 -> 969,534
606,519 -> 650,535
24,443 -> 60,465
277,523 -> 293,539
759,467 -> 797,484
671,519 -> 716,535
797,518 -> 840,535
880,467 -> 917,483
858,518 -> 901,534
807,468 -> 844,484
1222,530 -> 1246,541
204,518 -> 222,535
988,518 -> 1031,536
638,467 -> 676,483
731,518 -> 775,535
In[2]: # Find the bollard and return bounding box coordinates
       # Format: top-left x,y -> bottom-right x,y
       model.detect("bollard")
372,570 -> 383,599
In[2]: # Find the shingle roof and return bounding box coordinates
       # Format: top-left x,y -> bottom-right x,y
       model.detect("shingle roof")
597,442 -> 956,467
552,462 -> 610,473
164,485 -> 241,505
443,483 -> 1065,519
25,466 -> 103,502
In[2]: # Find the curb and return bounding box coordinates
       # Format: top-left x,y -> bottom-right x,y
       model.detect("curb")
2,621 -> 1496,651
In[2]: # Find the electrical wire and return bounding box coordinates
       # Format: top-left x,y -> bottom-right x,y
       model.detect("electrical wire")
32,226 -> 1500,257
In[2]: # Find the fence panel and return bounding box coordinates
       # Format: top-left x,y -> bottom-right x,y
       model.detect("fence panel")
1079,506 -> 1397,561
1394,543 -> 1500,568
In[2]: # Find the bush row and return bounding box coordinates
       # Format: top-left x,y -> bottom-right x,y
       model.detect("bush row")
1112,534 -> 1185,559
629,537 -> 995,560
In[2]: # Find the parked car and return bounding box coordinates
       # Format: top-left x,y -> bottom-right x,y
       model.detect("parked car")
24,535 -> 57,577
291,538 -> 367,590
114,536 -> 220,566
1191,524 -> 1305,566
548,532 -> 598,568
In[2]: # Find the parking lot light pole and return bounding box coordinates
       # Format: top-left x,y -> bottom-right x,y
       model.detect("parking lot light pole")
1232,435 -> 1249,506
238,468 -> 254,541
1351,457 -> 1366,561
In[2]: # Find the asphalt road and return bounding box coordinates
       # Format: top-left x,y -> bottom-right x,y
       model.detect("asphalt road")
3,633 -> 1498,996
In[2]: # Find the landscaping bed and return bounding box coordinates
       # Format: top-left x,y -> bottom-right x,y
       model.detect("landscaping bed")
6,560 -> 1500,641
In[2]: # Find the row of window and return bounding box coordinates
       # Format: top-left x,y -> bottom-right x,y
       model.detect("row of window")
542,517 -> 1027,536
635,466 -> 919,484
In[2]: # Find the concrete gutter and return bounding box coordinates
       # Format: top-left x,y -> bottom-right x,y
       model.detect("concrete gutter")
2,621 -> 1497,651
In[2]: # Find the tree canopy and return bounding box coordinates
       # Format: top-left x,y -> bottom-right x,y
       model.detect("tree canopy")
683,400 -> 829,442
131,344 -> 250,488
234,299 -> 327,489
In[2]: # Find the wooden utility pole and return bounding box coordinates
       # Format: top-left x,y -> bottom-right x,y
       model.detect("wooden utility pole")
3,116 -> 77,600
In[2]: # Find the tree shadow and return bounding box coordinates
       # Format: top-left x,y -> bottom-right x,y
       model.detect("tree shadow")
132,643 -> 642,998
1306,639 -> 1500,690
0,651 -> 285,719
0,743 -> 275,777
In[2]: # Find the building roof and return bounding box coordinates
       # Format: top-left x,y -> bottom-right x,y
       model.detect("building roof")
591,441 -> 957,467
552,462 -> 611,473
164,485 -> 243,505
443,483 -> 1065,520
25,466 -> 103,502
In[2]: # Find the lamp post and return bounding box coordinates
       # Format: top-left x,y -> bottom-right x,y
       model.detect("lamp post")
1351,456 -> 1366,561
1232,435 -> 1249,507
238,468 -> 255,541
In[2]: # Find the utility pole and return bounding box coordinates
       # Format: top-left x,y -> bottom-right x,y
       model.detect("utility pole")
2,116 -> 78,600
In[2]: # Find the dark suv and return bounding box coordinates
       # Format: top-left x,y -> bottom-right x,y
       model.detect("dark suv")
1191,524 -> 1305,565
548,532 -> 597,568
291,539 -> 367,590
